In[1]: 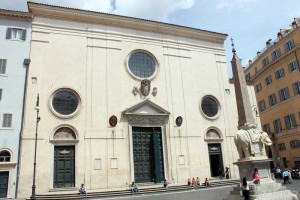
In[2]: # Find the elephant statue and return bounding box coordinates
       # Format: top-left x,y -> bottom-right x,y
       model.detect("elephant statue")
234,123 -> 272,160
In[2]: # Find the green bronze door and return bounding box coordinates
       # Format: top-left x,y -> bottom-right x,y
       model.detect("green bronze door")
54,146 -> 75,188
0,171 -> 8,198
132,127 -> 164,183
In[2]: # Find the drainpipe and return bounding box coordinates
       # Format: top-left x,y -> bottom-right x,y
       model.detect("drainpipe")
15,58 -> 30,198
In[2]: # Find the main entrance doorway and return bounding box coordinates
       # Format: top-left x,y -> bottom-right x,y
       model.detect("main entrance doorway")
132,127 -> 164,183
208,143 -> 224,177
54,146 -> 75,188
0,171 -> 8,198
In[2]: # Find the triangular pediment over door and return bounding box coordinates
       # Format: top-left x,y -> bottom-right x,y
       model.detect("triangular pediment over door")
123,99 -> 170,125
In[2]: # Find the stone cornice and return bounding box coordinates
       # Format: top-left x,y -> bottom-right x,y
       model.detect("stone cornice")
27,2 -> 227,43
0,8 -> 32,21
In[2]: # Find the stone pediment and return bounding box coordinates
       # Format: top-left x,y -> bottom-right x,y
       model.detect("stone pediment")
123,99 -> 170,116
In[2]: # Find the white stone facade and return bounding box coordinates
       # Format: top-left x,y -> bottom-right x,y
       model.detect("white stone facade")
18,2 -> 240,198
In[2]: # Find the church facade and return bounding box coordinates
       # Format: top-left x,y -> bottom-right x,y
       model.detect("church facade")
18,2 -> 240,198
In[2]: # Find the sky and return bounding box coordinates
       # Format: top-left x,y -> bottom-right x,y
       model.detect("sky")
1,0 -> 300,77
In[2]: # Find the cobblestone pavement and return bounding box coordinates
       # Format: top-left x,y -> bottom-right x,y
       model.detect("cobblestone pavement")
94,178 -> 300,200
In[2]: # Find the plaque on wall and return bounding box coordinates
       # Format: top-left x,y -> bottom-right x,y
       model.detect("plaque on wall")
109,115 -> 118,127
175,116 -> 183,127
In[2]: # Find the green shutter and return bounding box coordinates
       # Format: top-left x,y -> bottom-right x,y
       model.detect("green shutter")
21,29 -> 27,40
6,28 -> 12,39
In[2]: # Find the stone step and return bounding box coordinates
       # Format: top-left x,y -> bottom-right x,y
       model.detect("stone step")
30,179 -> 240,200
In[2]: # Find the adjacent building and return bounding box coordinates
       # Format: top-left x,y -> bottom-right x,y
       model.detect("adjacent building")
0,9 -> 32,198
17,2 -> 241,198
244,18 -> 300,169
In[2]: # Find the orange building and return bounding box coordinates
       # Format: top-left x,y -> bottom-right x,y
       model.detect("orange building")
244,18 -> 300,170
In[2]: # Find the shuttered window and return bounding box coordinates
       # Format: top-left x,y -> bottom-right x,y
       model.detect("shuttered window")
6,28 -> 26,40
284,114 -> 296,130
2,114 -> 12,128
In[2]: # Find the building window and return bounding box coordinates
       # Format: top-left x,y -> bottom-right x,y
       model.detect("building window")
265,75 -> 272,86
245,73 -> 251,81
0,151 -> 11,162
262,57 -> 269,67
0,89 -> 2,101
128,51 -> 157,79
258,100 -> 266,112
288,61 -> 298,72
255,83 -> 262,93
290,140 -> 300,148
2,113 -> 12,128
293,81 -> 300,95
278,143 -> 286,151
279,87 -> 290,101
275,68 -> 285,79
285,40 -> 294,52
200,96 -> 219,118
6,28 -> 26,40
268,93 -> 277,107
273,118 -> 282,133
51,89 -> 80,117
271,49 -> 281,61
262,123 -> 270,134
0,59 -> 7,75
284,114 -> 296,130
254,67 -> 258,74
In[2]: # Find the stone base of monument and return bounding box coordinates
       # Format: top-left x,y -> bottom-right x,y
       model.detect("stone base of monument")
224,158 -> 298,200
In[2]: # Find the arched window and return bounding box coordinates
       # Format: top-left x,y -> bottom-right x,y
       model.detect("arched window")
0,151 -> 11,162
53,127 -> 76,140
205,129 -> 222,140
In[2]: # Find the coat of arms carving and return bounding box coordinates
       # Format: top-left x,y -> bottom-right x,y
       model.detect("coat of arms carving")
141,79 -> 151,96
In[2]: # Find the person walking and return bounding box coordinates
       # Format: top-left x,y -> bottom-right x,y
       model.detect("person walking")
240,177 -> 250,200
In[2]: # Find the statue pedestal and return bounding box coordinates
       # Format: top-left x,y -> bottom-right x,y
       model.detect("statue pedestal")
224,158 -> 298,200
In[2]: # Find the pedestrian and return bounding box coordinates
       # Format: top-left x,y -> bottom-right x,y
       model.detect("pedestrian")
196,177 -> 200,186
187,178 -> 191,186
240,177 -> 250,200
282,170 -> 290,184
204,178 -> 210,187
191,177 -> 196,187
276,166 -> 282,179
252,167 -> 260,185
79,183 -> 87,196
163,179 -> 168,188
131,181 -> 139,193
225,167 -> 230,179
287,170 -> 293,184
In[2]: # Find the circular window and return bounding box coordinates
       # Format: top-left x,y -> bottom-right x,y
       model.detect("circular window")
128,51 -> 157,79
51,89 -> 80,118
201,96 -> 219,118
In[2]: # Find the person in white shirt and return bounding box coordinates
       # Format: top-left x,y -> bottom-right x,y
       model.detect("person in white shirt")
240,177 -> 249,200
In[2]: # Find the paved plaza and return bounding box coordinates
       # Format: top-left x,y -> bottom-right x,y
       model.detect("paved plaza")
93,179 -> 300,200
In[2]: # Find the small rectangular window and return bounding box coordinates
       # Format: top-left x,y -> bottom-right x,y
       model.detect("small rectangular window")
6,28 -> 26,40
2,113 -> 12,128
0,59 -> 7,74
285,40 -> 294,52
262,123 -> 270,134
255,83 -> 262,93
271,49 -> 281,61
289,61 -> 298,72
254,67 -> 258,74
268,93 -> 277,107
273,118 -> 282,133
245,73 -> 251,81
262,57 -> 269,67
275,68 -> 285,79
290,140 -> 300,148
265,75 -> 272,86
258,100 -> 266,112
293,81 -> 300,95
278,143 -> 286,151
0,89 -> 2,101
279,87 -> 290,101
284,114 -> 296,130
